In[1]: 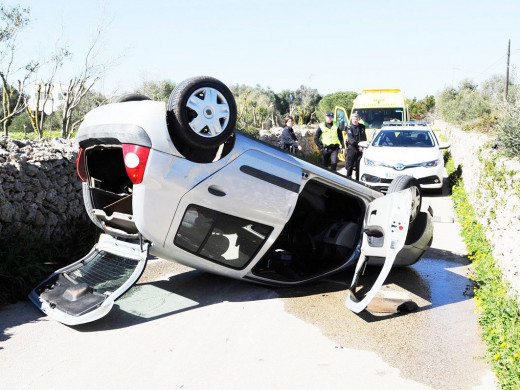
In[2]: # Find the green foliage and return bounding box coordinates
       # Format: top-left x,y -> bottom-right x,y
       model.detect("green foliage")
437,73 -> 520,157
230,84 -> 321,130
134,79 -> 176,102
317,91 -> 357,120
436,79 -> 492,123
278,85 -> 321,125
405,95 -> 435,120
8,109 -> 32,132
494,100 -> 520,158
461,112 -> 499,134
446,154 -> 520,389
231,84 -> 279,130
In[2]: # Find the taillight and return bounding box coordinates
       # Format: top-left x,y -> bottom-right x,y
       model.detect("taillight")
76,148 -> 87,182
122,144 -> 151,184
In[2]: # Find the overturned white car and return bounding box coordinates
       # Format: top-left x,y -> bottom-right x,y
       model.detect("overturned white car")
30,76 -> 433,325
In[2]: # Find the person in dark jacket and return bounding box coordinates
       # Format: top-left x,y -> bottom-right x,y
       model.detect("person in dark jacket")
281,116 -> 302,152
345,112 -> 367,180
314,111 -> 345,171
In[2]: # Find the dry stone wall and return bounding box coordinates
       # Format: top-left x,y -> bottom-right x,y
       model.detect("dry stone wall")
0,136 -> 88,244
434,120 -> 520,297
259,125 -> 320,154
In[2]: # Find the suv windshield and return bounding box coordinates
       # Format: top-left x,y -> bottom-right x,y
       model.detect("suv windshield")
372,130 -> 434,147
353,108 -> 404,129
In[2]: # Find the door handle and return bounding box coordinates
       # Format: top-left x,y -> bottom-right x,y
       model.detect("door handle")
208,185 -> 227,197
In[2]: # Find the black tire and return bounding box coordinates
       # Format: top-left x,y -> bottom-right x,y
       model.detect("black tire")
387,175 -> 422,224
117,94 -> 151,103
166,76 -> 237,150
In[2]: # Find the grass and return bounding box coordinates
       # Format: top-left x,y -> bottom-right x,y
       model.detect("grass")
446,153 -> 520,389
6,129 -> 65,140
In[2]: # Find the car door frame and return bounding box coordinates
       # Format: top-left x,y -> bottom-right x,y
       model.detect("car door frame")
345,188 -> 413,313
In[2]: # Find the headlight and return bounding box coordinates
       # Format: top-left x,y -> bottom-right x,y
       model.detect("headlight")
421,159 -> 440,167
364,158 -> 378,166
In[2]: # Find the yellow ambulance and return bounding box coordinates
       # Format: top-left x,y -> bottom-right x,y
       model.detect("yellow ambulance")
334,89 -> 409,161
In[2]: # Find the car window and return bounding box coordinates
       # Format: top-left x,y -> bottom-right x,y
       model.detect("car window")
372,130 -> 434,147
174,205 -> 273,269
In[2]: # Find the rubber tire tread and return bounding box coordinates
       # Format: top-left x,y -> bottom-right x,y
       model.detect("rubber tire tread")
167,76 -> 236,150
117,94 -> 151,103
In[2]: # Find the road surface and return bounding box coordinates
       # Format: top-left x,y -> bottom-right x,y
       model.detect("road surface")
0,184 -> 498,390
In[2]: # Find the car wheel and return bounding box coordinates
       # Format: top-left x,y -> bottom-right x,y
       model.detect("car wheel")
167,76 -> 237,150
117,94 -> 151,102
387,175 -> 422,224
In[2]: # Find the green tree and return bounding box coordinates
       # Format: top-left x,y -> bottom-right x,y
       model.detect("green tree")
317,91 -> 358,121
406,95 -> 435,120
283,86 -> 319,125
135,79 -> 176,102
231,84 -> 278,131
54,89 -> 107,137
495,100 -> 520,157
436,79 -> 491,123
0,5 -> 38,136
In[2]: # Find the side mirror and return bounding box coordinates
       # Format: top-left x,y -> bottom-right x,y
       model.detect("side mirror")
439,142 -> 450,150
358,141 -> 369,149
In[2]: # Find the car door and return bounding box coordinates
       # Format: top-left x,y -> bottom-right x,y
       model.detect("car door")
29,233 -> 149,325
162,149 -> 303,271
334,106 -> 349,161
345,188 -> 412,313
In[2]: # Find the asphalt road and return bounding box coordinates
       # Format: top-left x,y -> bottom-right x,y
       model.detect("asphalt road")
0,181 -> 499,390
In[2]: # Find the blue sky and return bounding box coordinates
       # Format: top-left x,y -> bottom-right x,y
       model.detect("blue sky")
4,0 -> 520,99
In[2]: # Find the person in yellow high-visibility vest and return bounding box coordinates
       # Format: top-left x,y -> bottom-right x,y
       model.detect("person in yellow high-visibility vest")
313,111 -> 345,171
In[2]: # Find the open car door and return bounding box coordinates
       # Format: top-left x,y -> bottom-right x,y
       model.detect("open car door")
334,106 -> 349,162
29,233 -> 149,325
345,188 -> 412,313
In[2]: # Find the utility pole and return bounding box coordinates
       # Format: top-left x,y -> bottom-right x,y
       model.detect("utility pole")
505,39 -> 510,100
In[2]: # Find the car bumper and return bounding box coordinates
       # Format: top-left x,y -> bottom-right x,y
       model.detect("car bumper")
360,165 -> 443,190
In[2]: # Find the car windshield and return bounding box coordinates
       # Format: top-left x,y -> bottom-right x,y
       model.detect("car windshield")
353,108 -> 404,129
371,130 -> 435,147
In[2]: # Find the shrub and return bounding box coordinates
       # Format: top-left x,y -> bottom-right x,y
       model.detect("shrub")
494,100 -> 520,158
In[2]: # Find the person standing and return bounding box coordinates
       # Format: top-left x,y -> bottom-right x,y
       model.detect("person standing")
281,116 -> 302,153
345,112 -> 367,180
314,111 -> 344,171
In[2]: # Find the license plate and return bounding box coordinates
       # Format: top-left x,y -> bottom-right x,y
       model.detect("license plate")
385,172 -> 399,179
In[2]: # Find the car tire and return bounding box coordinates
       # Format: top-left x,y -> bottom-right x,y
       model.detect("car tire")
166,76 -> 237,150
117,94 -> 151,103
387,175 -> 422,224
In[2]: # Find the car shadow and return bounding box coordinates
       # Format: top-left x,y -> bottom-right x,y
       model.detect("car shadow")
275,245 -> 473,323
70,243 -> 472,331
